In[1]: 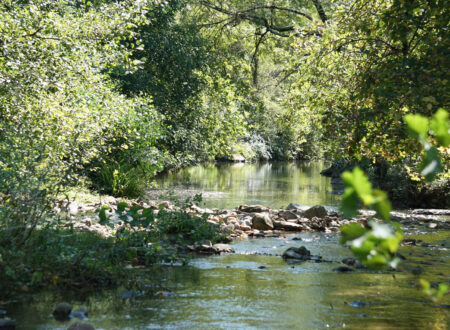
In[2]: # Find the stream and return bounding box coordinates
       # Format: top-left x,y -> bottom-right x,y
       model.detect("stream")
4,161 -> 449,329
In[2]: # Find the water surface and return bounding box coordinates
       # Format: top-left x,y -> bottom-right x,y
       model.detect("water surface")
4,161 -> 449,329
7,232 -> 449,329
151,161 -> 341,209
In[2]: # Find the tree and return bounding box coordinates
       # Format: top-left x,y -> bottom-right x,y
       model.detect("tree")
292,0 -> 449,162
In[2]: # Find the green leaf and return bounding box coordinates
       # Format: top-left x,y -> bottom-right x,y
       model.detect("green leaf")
404,114 -> 429,140
117,202 -> 128,212
99,205 -> 111,224
130,205 -> 141,213
430,108 -> 450,146
370,222 -> 394,239
419,147 -> 443,182
142,208 -> 154,219
340,223 -> 368,244
364,254 -> 387,269
372,189 -> 391,221
342,167 -> 374,205
340,188 -> 359,218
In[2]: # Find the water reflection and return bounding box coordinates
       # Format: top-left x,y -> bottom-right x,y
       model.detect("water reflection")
152,161 -> 341,209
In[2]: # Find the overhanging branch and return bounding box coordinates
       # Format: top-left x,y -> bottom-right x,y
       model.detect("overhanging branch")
199,1 -> 320,38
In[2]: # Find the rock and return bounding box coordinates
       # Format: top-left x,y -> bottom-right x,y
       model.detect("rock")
278,210 -> 299,220
213,243 -> 234,253
53,302 -> 72,321
249,230 -> 265,238
333,266 -> 354,272
0,318 -> 15,330
411,209 -> 450,216
282,246 -> 311,261
411,266 -> 424,275
402,238 -> 417,246
233,155 -> 246,162
286,203 -> 302,210
347,300 -> 366,308
320,159 -> 355,178
252,213 -> 274,230
258,266 -> 267,269
68,202 -> 79,215
273,221 -> 303,231
70,308 -> 88,320
120,290 -> 138,299
309,217 -> 328,231
302,205 -> 328,219
342,257 -> 358,267
239,205 -> 270,213
159,201 -> 171,209
240,224 -> 252,231
155,290 -> 175,297
67,322 -> 95,330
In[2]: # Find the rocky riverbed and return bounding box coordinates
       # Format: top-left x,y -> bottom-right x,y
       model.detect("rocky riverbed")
55,198 -> 450,255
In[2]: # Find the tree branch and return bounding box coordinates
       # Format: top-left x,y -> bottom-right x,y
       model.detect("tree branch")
311,0 -> 328,23
199,1 -> 320,37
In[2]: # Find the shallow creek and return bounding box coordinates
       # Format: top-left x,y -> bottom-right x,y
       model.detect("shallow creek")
4,162 -> 450,329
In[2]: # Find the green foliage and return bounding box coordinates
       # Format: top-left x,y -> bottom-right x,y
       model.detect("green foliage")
99,196 -> 225,246
293,0 -> 449,161
340,110 -> 449,269
404,109 -> 450,182
340,166 -> 401,269
420,279 -> 449,303
0,0 -> 158,238
341,167 -> 392,221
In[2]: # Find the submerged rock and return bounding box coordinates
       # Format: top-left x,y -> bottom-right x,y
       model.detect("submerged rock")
342,257 -> 359,267
70,308 -> 88,320
302,205 -> 328,219
282,246 -> 311,261
333,266 -> 354,273
0,318 -> 15,330
252,213 -> 274,230
67,322 -> 95,330
53,302 -> 72,321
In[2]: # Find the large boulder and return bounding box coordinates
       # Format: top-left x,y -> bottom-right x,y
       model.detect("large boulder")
53,302 -> 72,321
282,246 -> 311,261
277,210 -> 298,220
302,205 -> 327,219
252,213 -> 274,230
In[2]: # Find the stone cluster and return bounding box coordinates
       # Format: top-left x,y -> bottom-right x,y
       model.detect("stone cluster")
194,203 -> 360,239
